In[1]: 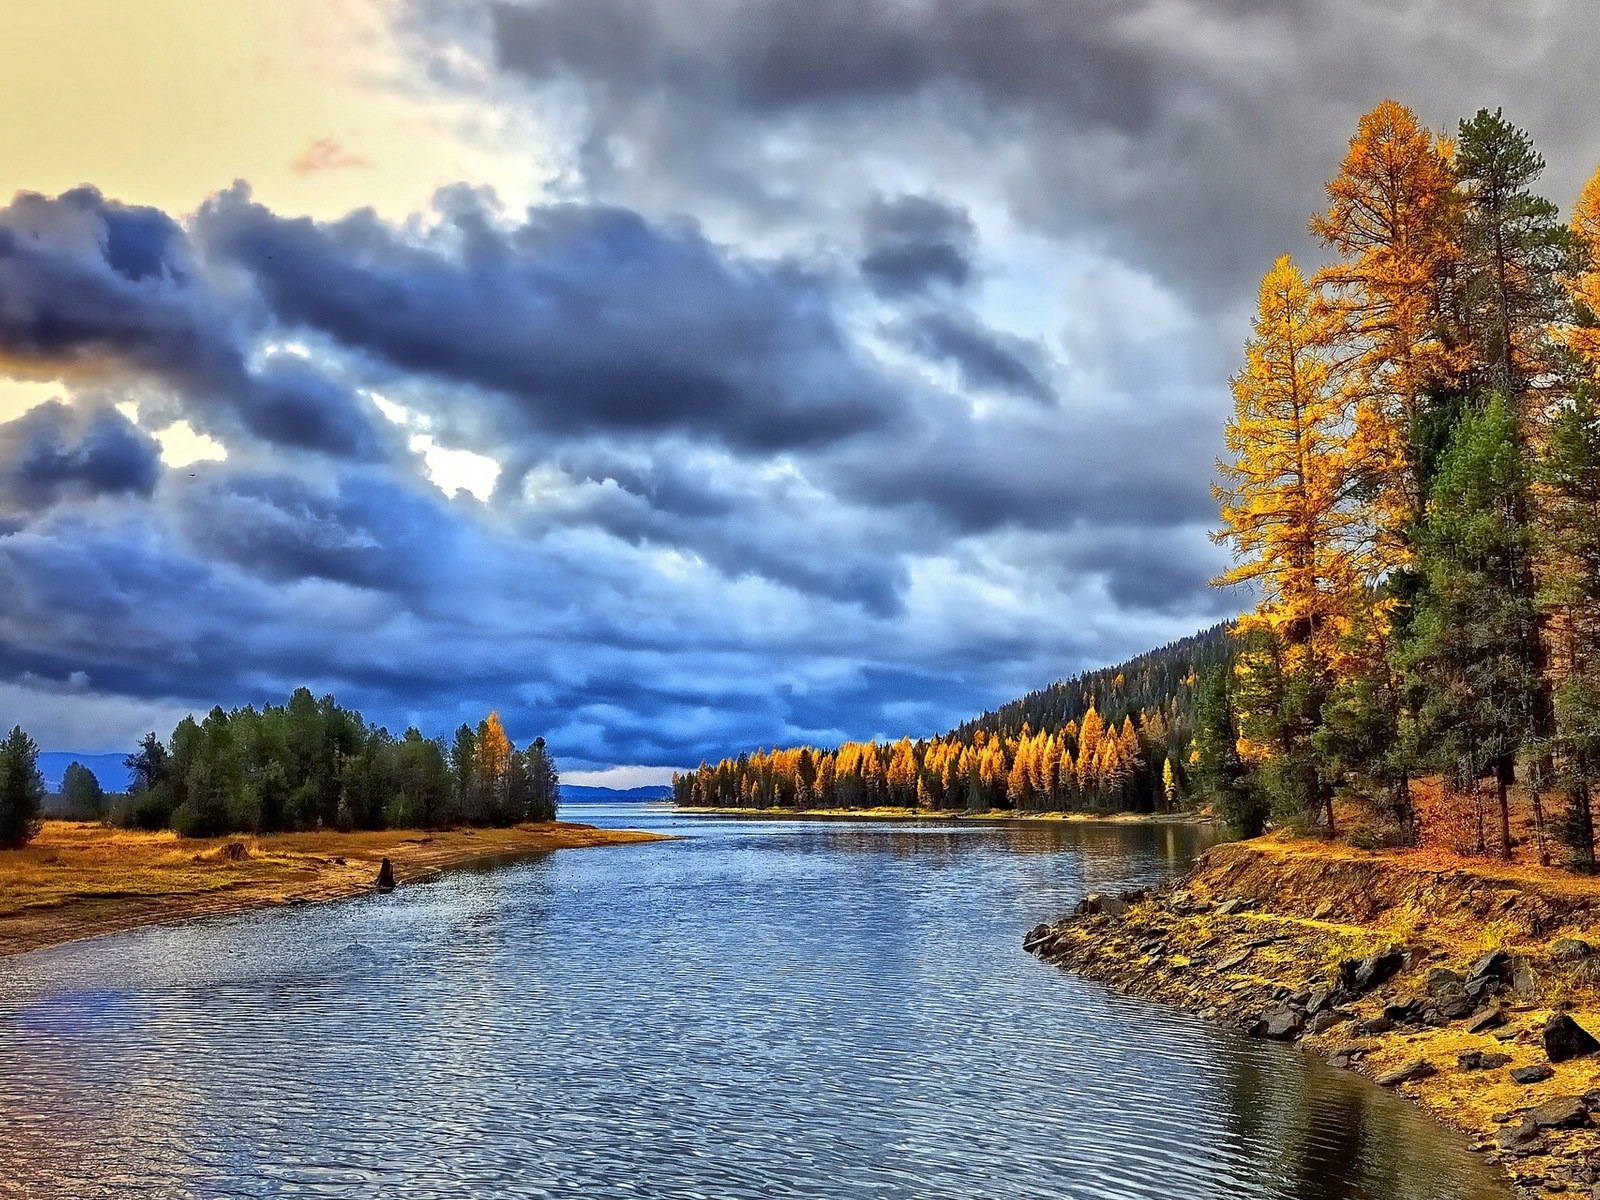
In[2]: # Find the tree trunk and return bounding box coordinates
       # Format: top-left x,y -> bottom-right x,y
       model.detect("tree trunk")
1496,756 -> 1514,860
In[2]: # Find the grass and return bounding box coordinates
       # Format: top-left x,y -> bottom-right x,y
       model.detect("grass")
0,819 -> 671,958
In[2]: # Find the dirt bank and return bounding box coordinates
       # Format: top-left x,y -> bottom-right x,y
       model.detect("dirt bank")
674,805 -> 1210,825
1027,837 -> 1600,1200
0,820 -> 671,960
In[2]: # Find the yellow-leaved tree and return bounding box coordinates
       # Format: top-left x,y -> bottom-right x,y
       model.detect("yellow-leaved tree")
1565,164 -> 1600,382
1213,255 -> 1385,832
1311,100 -> 1462,543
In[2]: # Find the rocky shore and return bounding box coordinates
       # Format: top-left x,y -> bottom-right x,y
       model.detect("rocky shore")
1026,838 -> 1600,1199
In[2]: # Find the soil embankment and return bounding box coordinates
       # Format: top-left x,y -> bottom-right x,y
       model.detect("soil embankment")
1,819 -> 670,959
674,805 -> 1207,824
1027,837 -> 1600,1200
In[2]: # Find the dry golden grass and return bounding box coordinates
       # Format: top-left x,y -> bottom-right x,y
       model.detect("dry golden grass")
0,819 -> 670,959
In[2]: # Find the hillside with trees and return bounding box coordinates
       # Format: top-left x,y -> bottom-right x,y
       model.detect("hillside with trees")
671,624 -> 1236,815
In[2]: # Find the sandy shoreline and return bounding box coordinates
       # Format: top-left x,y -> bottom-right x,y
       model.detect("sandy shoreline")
0,819 -> 672,961
671,804 -> 1211,825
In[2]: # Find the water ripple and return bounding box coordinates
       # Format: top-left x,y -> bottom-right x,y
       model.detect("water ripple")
0,810 -> 1508,1199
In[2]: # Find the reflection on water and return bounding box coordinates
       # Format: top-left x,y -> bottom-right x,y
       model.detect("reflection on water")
0,807 -> 1507,1199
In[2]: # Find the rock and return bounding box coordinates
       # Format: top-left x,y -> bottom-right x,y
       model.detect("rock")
1357,1016 -> 1396,1036
1264,1009 -> 1305,1040
1216,898 -> 1250,916
1545,1014 -> 1600,1063
1308,1010 -> 1349,1034
1512,1064 -> 1557,1085
1215,949 -> 1253,972
1312,900 -> 1335,920
1426,968 -> 1466,995
1376,1059 -> 1435,1087
1023,923 -> 1053,952
1435,990 -> 1475,1021
1459,1050 -> 1513,1071
1495,1120 -> 1545,1151
1306,987 -> 1333,1015
1465,975 -> 1502,1002
1528,1096 -> 1590,1129
1467,1005 -> 1507,1034
374,857 -> 396,892
1470,950 -> 1512,983
1384,995 -> 1425,1023
1550,938 -> 1596,964
1077,893 -> 1130,918
1341,948 -> 1405,993
1510,958 -> 1539,1001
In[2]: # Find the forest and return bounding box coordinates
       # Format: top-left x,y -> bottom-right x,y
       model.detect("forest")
670,626 -> 1234,815
0,690 -> 561,847
1204,101 -> 1600,867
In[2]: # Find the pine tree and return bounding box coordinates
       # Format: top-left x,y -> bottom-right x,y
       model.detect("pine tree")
1408,397 -> 1543,858
0,727 -> 46,848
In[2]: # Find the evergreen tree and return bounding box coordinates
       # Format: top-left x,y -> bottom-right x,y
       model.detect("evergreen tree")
60,761 -> 106,819
0,727 -> 46,848
1192,668 -> 1264,836
1408,397 -> 1543,858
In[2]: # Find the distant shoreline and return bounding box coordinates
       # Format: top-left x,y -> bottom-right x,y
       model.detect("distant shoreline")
0,820 -> 672,961
670,805 -> 1212,825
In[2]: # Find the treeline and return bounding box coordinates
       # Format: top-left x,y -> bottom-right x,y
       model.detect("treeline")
672,629 -> 1236,814
1204,101 -> 1600,865
0,689 -> 563,847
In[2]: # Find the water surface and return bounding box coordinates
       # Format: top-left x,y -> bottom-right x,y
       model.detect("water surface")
0,806 -> 1508,1199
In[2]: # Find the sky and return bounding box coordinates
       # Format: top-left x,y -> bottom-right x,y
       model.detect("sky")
1,1 -> 1598,786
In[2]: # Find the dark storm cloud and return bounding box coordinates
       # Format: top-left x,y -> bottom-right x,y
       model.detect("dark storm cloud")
477,0 -> 1600,305
172,468 -> 458,594
860,194 -> 975,295
0,188 -> 385,460
195,186 -> 899,452
0,401 -> 161,516
902,311 -> 1052,403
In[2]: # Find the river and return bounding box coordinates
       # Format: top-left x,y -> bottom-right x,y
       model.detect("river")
0,805 -> 1508,1199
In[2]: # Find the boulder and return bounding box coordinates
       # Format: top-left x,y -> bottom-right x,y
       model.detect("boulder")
1023,923 -> 1053,952
1550,938 -> 1597,964
1340,948 -> 1405,993
1383,995 -> 1425,1023
1468,950 -> 1511,984
1528,1096 -> 1590,1129
1356,1016 -> 1395,1037
1264,1009 -> 1305,1040
1375,1059 -> 1435,1087
1425,968 -> 1466,995
1512,1064 -> 1557,1085
1308,1010 -> 1349,1035
1544,1014 -> 1600,1063
1458,1050 -> 1513,1071
1510,958 -> 1539,1001
1494,1120 -> 1544,1152
374,857 -> 396,892
1465,1005 -> 1507,1034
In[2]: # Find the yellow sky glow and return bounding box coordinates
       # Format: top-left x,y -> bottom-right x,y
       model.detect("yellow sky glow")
0,0 -> 535,224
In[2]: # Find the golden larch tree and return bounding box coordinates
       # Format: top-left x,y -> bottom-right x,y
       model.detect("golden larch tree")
1311,100 -> 1462,544
1565,164 -> 1600,382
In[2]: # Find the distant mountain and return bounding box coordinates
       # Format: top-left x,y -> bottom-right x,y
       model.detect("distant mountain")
561,785 -> 673,802
38,752 -> 133,793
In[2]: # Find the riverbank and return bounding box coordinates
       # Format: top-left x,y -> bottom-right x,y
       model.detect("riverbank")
0,819 -> 671,960
1027,835 -> 1600,1199
673,804 -> 1209,825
